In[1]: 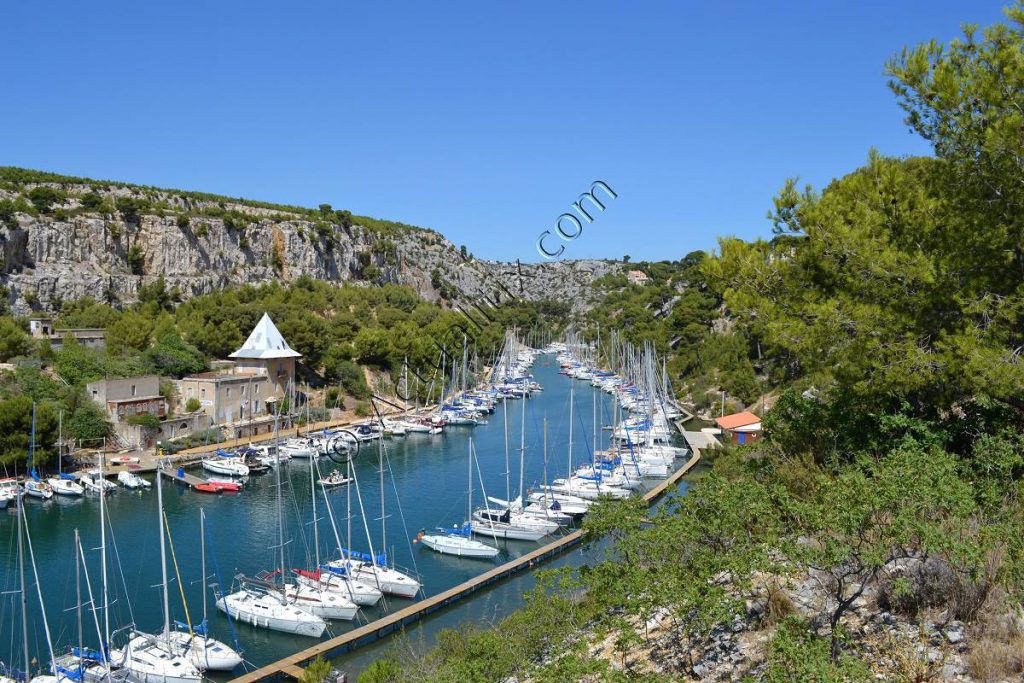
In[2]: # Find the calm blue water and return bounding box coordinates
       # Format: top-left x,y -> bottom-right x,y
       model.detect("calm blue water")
0,355 -> 668,678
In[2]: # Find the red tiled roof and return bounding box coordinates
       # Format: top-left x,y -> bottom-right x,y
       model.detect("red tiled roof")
714,411 -> 761,429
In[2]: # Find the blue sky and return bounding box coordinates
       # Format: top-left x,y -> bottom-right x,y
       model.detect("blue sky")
0,1 -> 1009,263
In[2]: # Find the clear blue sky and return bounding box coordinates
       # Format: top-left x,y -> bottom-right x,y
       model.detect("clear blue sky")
0,1 -> 1009,263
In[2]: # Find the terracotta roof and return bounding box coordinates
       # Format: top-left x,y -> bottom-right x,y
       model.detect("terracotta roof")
714,411 -> 761,430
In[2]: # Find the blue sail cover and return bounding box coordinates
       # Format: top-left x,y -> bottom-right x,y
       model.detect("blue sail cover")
60,472 -> 77,480
443,523 -> 472,537
71,647 -> 105,662
175,619 -> 208,635
339,548 -> 387,565
30,469 -> 41,482
56,666 -> 83,681
215,449 -> 234,458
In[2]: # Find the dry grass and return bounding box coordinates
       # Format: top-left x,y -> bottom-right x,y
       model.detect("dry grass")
967,637 -> 1024,681
764,584 -> 797,625
883,623 -> 948,683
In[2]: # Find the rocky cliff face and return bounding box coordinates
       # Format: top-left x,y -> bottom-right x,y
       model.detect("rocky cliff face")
0,181 -> 620,314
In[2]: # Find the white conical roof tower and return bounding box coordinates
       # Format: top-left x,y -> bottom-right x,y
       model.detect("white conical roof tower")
229,312 -> 302,359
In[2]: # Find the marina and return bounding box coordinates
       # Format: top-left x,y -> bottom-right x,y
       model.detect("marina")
0,344 -> 696,682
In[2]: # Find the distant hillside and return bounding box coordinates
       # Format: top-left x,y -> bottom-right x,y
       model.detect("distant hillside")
0,167 -> 622,314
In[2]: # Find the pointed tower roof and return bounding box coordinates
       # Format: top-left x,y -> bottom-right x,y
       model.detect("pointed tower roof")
229,313 -> 302,359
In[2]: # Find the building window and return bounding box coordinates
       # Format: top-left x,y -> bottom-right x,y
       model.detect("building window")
255,384 -> 260,395
241,385 -> 246,396
187,387 -> 193,397
226,387 -> 232,398
91,389 -> 98,398
131,385 -> 137,397
201,388 -> 206,398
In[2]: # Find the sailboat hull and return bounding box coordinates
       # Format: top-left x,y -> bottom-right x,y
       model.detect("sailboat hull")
421,534 -> 500,558
163,631 -> 243,671
216,591 -> 326,637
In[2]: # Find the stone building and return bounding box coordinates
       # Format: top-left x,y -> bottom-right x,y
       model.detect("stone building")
176,313 -> 300,438
627,270 -> 650,286
87,375 -> 167,422
30,317 -> 106,351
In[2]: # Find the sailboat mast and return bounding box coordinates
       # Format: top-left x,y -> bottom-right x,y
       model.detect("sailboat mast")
76,528 -> 83,665
379,437 -> 386,564
568,384 -> 574,474
518,395 -> 526,504
467,437 -> 473,522
543,416 -> 549,507
196,509 -> 207,631
18,467 -> 29,678
157,465 -> 171,643
310,449 -> 320,568
275,414 -> 285,580
502,397 -> 510,503
100,442 -> 109,657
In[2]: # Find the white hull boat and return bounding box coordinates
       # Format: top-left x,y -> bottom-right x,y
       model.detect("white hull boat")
118,471 -> 151,489
215,587 -> 326,637
110,633 -> 202,683
163,630 -> 242,672
80,470 -> 116,493
420,527 -> 499,559
470,519 -> 548,541
282,583 -> 359,621
48,476 -> 85,497
327,559 -> 421,599
295,569 -> 383,606
202,457 -> 249,477
24,479 -> 53,500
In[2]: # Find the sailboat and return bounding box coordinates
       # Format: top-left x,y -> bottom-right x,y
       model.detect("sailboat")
295,459 -> 382,607
469,439 -> 549,542
326,433 -> 422,599
474,399 -> 561,534
279,455 -> 358,621
24,406 -> 54,501
162,509 -> 243,671
47,413 -> 84,497
419,439 -> 500,559
109,463 -> 203,683
214,415 -> 328,637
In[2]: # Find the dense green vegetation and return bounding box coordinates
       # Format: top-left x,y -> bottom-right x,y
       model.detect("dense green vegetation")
359,5 -> 1024,680
0,274 -> 569,468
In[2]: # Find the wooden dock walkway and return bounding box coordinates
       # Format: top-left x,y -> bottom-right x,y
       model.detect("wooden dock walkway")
228,450 -> 701,683
164,467 -> 207,489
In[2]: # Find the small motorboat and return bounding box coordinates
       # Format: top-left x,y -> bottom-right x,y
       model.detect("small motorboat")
0,477 -> 25,500
194,483 -> 224,494
117,471 -> 151,489
317,470 -> 350,488
198,478 -> 242,493
48,473 -> 85,497
80,469 -> 116,494
202,450 -> 250,477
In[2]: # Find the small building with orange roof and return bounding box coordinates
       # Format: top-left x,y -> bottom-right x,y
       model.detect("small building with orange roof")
714,410 -> 762,445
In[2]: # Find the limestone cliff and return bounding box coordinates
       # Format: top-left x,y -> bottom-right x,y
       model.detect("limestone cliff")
0,173 -> 621,314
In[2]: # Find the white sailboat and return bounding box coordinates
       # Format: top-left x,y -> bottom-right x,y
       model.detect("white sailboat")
214,415 -> 328,637
420,439 -> 500,559
47,413 -> 84,497
297,459 -> 383,607
281,457 -> 359,621
201,450 -> 249,477
109,464 -> 202,683
162,509 -> 243,671
326,434 -> 422,599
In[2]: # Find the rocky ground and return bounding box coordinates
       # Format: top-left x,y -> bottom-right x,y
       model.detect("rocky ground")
555,562 -> 1024,682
